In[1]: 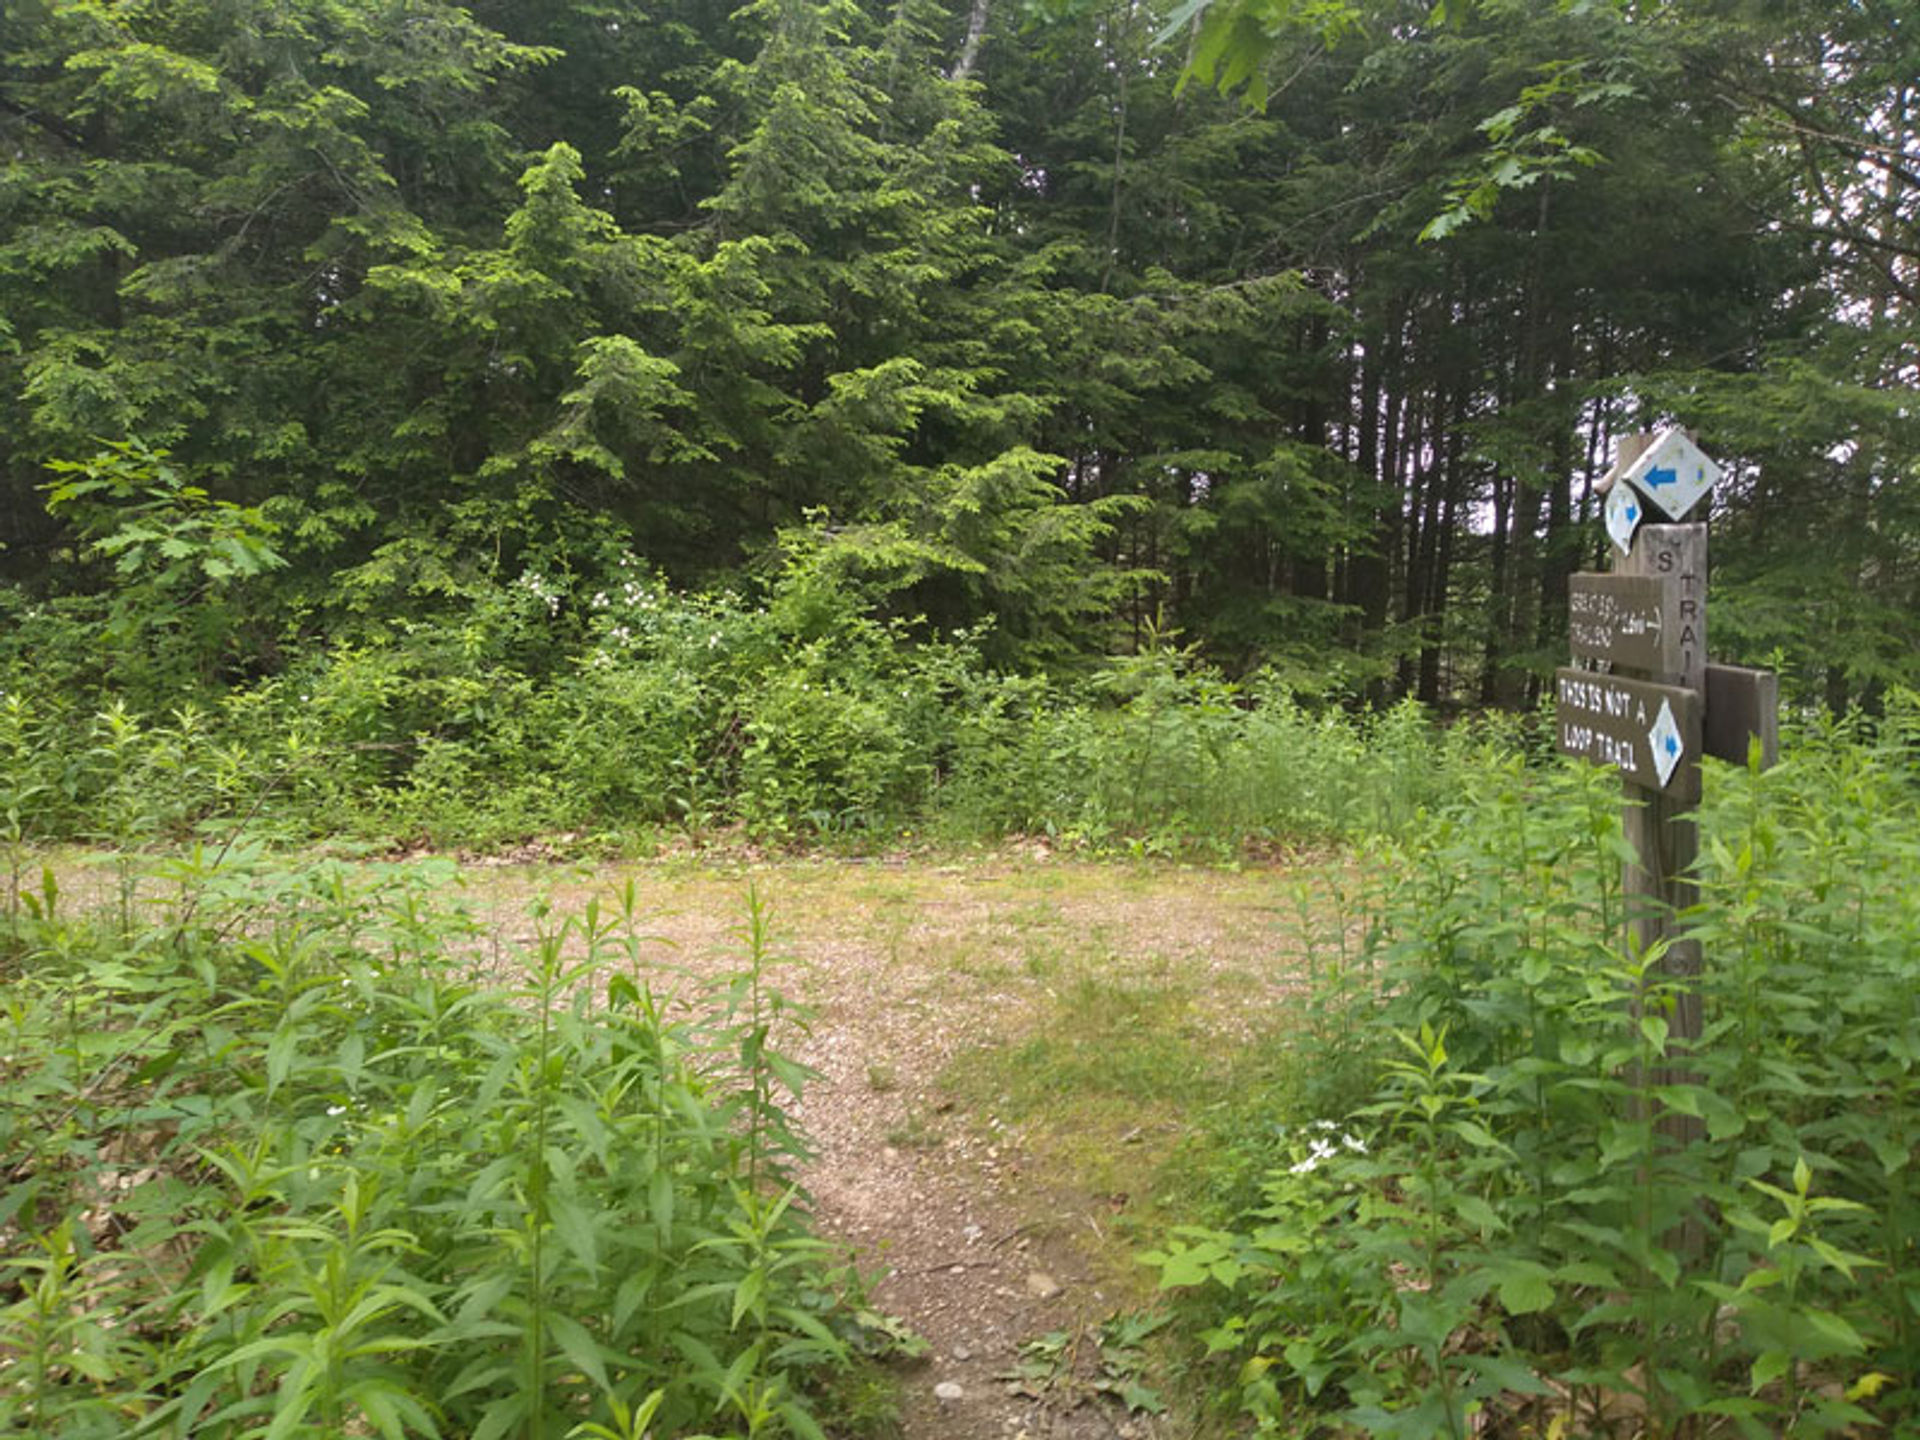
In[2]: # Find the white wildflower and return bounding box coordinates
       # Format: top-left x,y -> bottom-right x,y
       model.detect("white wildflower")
1289,1135 -> 1342,1175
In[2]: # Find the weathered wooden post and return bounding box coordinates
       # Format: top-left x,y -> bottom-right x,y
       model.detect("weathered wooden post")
1617,519 -> 1707,1156
1555,429 -> 1779,1233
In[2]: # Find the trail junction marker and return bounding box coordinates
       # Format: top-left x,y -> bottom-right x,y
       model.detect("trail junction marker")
1555,427 -> 1779,1246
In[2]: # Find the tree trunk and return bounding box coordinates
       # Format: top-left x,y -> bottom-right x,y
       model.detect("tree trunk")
951,0 -> 991,81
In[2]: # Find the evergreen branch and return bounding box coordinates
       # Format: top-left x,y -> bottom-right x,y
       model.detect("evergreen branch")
0,92 -> 87,150
1756,109 -> 1920,193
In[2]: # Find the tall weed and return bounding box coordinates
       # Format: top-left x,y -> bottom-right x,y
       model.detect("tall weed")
2,564 -> 1500,853
0,856 -> 857,1438
1149,710 -> 1920,1435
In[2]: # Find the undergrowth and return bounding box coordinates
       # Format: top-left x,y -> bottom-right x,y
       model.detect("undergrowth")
0,855 -> 868,1439
1146,699 -> 1920,1437
0,559 -> 1512,854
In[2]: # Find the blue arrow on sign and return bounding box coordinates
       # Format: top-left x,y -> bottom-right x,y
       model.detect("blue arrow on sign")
1643,466 -> 1677,489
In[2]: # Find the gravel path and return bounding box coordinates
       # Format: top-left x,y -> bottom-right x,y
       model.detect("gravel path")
451,851 -> 1310,1440
52,845 -> 1315,1438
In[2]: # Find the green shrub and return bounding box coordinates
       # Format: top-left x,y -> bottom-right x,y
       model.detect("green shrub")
2,551 -> 1517,853
0,860 -> 859,1439
1149,713 -> 1920,1435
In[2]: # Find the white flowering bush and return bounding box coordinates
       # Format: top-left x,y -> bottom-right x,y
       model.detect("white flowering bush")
1141,1115 -> 1395,1425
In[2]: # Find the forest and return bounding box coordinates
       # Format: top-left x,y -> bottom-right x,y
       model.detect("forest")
4,5 -> 1920,1439
5,0 -> 1915,735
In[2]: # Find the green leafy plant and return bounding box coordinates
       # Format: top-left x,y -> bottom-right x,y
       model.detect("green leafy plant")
41,441 -> 283,590
1147,713 -> 1920,1434
1001,1312 -> 1170,1418
0,851 -> 859,1439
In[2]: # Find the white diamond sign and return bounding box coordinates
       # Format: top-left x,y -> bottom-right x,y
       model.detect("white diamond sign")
1605,480 -> 1645,556
1648,698 -> 1685,788
1622,427 -> 1720,521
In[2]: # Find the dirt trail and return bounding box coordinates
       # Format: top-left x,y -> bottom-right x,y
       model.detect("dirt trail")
447,852 -> 1306,1440
51,845 -> 1310,1437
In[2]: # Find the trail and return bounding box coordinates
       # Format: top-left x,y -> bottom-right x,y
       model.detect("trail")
45,846 -> 1308,1437
447,851 -> 1304,1440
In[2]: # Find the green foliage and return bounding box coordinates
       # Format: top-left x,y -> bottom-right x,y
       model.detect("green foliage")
1002,1313 -> 1171,1416
8,0 -> 1883,709
0,856 -> 858,1439
3,0 -> 1905,717
41,440 -> 283,588
1148,714 -> 1920,1433
1152,0 -> 1363,108
1,546 -> 1511,852
940,652 -> 1514,851
30,441 -> 285,693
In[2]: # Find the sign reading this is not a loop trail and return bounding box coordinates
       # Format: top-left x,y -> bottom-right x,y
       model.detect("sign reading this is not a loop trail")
1554,667 -> 1701,799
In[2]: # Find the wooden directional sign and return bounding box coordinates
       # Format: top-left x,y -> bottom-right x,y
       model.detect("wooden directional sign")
1568,573 -> 1677,673
1555,667 -> 1702,800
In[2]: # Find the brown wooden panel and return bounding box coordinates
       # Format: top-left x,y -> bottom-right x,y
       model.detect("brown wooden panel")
1568,572 -> 1678,673
1555,667 -> 1702,799
1704,663 -> 1779,769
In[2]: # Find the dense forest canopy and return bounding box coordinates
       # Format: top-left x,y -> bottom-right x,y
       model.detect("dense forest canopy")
3,0 -> 1915,709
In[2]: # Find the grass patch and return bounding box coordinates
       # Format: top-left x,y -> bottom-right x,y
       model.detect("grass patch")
939,951 -> 1322,1284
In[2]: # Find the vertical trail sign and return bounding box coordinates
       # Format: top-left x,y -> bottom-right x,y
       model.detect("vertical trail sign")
1557,430 -> 1778,1251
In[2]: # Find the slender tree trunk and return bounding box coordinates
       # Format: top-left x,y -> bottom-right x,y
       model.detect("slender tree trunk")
1405,387 -> 1450,699
1508,478 -> 1546,707
1480,470 -> 1511,707
1344,328 -> 1384,648
1396,386 -> 1435,699
1376,379 -> 1404,634
1295,312 -> 1331,601
951,0 -> 991,81
1537,356 -> 1577,663
1100,4 -> 1130,293
1418,446 -> 1460,706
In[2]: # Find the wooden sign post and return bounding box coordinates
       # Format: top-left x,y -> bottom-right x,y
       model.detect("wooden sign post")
1615,520 -> 1707,1160
1555,429 -> 1779,1238
1567,574 -> 1681,674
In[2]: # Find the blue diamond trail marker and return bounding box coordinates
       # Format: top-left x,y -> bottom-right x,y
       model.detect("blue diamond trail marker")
1605,480 -> 1644,556
1648,698 -> 1684,788
1621,426 -> 1720,522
